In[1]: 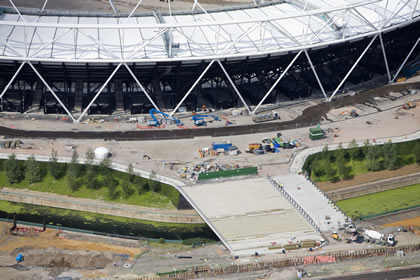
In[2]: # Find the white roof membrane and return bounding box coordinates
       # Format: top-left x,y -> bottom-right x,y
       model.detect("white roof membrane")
0,0 -> 417,62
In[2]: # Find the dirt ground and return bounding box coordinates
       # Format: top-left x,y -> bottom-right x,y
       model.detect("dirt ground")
383,216 -> 420,235
317,164 -> 420,192
0,224 -> 145,258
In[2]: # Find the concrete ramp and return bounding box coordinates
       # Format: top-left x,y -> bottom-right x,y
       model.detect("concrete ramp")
272,174 -> 349,232
181,177 -> 320,256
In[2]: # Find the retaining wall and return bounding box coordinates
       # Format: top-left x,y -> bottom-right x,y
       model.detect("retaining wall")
0,188 -> 203,224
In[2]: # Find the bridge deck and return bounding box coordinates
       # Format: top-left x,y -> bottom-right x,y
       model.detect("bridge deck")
182,177 -> 320,256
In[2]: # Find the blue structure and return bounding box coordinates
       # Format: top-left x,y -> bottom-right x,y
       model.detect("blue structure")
16,253 -> 24,263
192,115 -> 220,126
147,109 -> 183,127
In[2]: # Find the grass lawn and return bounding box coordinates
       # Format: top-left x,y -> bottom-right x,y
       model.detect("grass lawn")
0,162 -> 178,210
336,184 -> 420,219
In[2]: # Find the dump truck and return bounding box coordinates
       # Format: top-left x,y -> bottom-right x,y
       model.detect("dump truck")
364,230 -> 395,246
309,125 -> 325,140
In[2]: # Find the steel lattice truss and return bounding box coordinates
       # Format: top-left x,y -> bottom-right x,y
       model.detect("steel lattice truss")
0,0 -> 419,122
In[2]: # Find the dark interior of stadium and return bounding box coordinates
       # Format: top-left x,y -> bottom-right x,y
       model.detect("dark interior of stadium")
0,19 -> 419,115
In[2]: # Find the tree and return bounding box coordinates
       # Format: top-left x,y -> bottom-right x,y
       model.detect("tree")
99,158 -> 112,176
25,155 -> 42,183
383,141 -> 399,170
85,170 -> 98,190
366,145 -> 381,171
321,145 -> 330,161
415,142 -> 420,165
362,139 -> 371,158
108,188 -> 120,200
70,149 -> 81,177
85,148 -> 95,172
106,175 -> 119,192
4,153 -> 23,184
122,181 -> 134,199
142,182 -> 150,192
336,152 -> 346,179
48,149 -> 63,179
127,163 -> 135,183
348,139 -> 359,160
149,170 -> 160,192
67,168 -> 78,191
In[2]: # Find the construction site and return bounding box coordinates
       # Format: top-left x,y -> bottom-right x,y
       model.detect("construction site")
0,0 -> 420,279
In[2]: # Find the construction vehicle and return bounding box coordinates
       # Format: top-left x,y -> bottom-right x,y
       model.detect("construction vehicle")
248,143 -> 261,150
274,137 -> 294,149
309,125 -> 325,140
147,109 -> 183,127
16,253 -> 24,263
252,111 -> 279,123
332,231 -> 341,241
192,114 -> 220,126
402,102 -> 416,110
363,230 -> 395,246
340,109 -> 359,118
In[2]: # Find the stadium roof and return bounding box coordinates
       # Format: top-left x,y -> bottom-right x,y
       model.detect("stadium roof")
0,0 -> 418,63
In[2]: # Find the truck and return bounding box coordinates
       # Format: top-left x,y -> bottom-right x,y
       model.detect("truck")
364,230 -> 395,246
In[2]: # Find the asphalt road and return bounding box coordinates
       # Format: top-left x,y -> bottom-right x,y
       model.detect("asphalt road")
0,81 -> 418,141
326,266 -> 420,280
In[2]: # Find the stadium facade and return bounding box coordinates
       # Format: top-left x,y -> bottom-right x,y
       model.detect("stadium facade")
0,0 -> 419,122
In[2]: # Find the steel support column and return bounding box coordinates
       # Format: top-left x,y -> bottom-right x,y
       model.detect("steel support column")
252,50 -> 303,114
379,33 -> 391,82
169,60 -> 215,117
391,37 -> 420,83
328,34 -> 378,101
216,60 -> 251,114
124,63 -> 160,111
77,63 -> 122,122
0,62 -> 26,99
304,50 -> 328,101
28,62 -> 76,122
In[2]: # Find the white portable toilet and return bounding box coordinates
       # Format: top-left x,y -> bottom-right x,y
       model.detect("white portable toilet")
94,147 -> 109,159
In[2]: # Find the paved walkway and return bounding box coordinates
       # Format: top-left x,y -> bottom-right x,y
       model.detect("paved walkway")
0,187 -> 203,224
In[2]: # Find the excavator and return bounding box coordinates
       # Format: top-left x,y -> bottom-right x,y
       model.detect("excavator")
192,114 -> 220,126
147,109 -> 183,127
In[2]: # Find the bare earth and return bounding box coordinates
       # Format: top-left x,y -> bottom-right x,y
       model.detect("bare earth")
383,216 -> 420,236
317,164 -> 420,192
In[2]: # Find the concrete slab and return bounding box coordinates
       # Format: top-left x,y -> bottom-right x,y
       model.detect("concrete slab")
182,177 -> 320,256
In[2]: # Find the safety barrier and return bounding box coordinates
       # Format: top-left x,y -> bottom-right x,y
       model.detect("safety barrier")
267,176 -> 321,233
360,204 -> 420,220
135,244 -> 420,279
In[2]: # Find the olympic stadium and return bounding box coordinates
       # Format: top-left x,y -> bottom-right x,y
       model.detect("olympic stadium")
0,0 -> 419,123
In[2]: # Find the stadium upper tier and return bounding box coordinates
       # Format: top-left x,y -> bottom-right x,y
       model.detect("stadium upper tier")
0,0 -> 418,62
